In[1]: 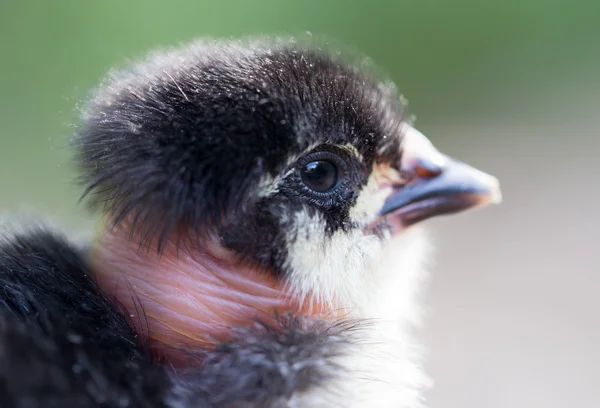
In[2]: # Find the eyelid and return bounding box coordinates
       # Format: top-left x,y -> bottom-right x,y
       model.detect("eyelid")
297,149 -> 348,172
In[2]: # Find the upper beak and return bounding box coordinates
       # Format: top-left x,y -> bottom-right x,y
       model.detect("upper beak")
379,126 -> 502,227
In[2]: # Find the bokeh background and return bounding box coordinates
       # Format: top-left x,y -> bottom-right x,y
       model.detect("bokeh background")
1,1 -> 598,407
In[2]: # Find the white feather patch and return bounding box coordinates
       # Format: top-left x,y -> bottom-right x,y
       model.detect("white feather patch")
284,203 -> 433,407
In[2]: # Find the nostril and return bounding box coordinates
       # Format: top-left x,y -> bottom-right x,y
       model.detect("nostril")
398,124 -> 448,182
414,158 -> 444,178
398,157 -> 444,183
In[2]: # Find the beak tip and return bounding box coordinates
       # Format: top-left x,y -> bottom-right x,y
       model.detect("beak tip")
488,177 -> 503,205
469,166 -> 502,206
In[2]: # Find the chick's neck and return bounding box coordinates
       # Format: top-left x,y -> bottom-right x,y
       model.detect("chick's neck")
89,222 -> 331,365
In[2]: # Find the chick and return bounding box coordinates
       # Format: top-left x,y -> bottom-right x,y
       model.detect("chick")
79,37 -> 500,407
0,37 -> 500,408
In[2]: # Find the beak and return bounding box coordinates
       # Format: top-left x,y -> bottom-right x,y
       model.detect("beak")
379,126 -> 502,227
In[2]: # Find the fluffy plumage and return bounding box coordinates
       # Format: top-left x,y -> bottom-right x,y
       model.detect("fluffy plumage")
0,37 -> 500,408
0,228 -> 363,408
75,39 -> 404,267
0,228 -> 171,407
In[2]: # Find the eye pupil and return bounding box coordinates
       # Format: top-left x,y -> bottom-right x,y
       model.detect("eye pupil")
301,160 -> 338,193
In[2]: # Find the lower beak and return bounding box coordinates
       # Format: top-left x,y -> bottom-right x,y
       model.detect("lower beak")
378,126 -> 502,228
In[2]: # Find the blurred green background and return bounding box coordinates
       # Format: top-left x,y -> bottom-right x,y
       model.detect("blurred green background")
1,1 -> 599,407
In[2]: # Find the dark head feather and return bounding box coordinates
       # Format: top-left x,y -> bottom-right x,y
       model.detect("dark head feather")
75,38 -> 406,261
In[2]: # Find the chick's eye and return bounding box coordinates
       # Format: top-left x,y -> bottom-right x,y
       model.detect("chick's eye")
300,160 -> 338,193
